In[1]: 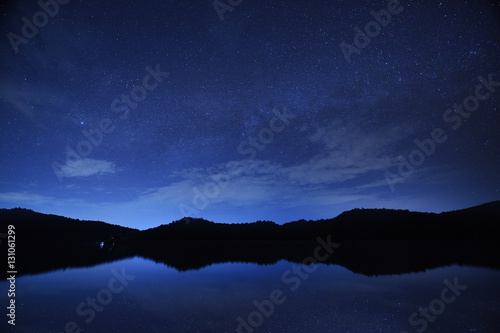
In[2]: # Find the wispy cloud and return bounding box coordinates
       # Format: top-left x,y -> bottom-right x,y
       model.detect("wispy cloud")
0,81 -> 67,125
288,121 -> 410,184
0,192 -> 58,206
132,121 -> 416,211
0,192 -> 88,208
56,159 -> 117,178
0,121 -> 422,226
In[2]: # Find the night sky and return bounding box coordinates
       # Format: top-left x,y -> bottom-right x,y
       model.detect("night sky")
1,0 -> 499,229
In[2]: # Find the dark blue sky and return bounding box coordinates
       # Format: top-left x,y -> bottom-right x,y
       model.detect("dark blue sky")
1,0 -> 499,229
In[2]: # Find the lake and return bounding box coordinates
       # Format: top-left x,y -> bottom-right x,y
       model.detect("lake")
2,256 -> 499,332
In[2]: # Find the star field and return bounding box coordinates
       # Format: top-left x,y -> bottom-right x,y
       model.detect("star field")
0,0 -> 499,228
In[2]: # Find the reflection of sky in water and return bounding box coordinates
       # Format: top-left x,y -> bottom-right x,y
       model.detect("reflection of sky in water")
1,258 -> 499,332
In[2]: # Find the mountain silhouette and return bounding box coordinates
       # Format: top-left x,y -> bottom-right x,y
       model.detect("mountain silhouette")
0,207 -> 138,242
1,201 -> 499,278
134,201 -> 500,241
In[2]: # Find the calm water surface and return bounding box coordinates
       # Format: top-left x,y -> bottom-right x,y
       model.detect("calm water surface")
2,257 -> 499,332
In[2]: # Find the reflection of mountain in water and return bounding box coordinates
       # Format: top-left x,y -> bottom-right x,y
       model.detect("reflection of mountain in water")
1,201 -> 500,278
6,240 -> 500,278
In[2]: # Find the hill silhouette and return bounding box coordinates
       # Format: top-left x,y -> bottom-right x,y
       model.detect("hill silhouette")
135,201 -> 500,241
0,207 -> 138,242
2,201 -> 499,242
1,201 -> 499,278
